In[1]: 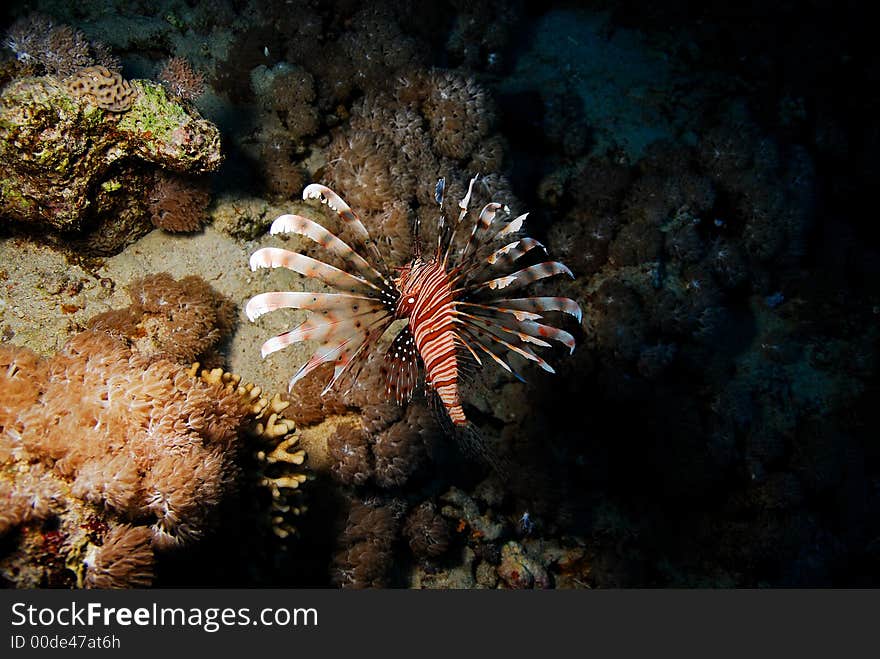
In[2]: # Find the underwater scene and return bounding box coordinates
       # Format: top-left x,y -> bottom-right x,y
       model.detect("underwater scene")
0,0 -> 877,589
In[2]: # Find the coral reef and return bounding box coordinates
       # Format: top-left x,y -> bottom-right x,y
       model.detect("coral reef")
0,274 -> 308,587
403,501 -> 450,560
320,72 -> 510,265
0,0 -> 875,591
63,65 -> 135,112
0,330 -> 246,585
209,195 -> 293,241
0,72 -> 221,252
288,360 -> 437,491
82,524 -> 155,589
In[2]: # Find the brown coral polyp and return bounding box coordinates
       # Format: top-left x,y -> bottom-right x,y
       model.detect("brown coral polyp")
147,173 -> 212,233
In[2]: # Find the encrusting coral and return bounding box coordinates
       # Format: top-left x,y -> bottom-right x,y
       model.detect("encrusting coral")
0,275 -> 309,587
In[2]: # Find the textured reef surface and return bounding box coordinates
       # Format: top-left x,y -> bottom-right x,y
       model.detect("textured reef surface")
0,0 -> 877,588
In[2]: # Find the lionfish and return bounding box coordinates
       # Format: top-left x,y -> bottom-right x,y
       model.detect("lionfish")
245,175 -> 581,441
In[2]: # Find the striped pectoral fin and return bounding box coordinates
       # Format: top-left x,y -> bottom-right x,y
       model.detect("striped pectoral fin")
456,325 -> 526,382
287,341 -> 350,392
302,184 -> 370,243
455,316 -> 556,374
323,320 -> 391,395
456,175 -> 478,220
383,326 -> 421,406
302,183 -> 387,269
460,202 -> 503,262
514,320 -> 577,354
260,309 -> 390,357
457,311 -> 552,349
245,292 -> 382,322
269,214 -> 387,287
249,247 -> 377,294
456,301 -> 543,322
487,237 -> 547,268
470,261 -> 574,295
491,296 -> 583,323
286,313 -> 392,392
493,212 -> 528,240
462,308 -> 577,354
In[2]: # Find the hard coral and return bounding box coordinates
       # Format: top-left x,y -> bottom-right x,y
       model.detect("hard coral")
63,65 -> 136,112
0,73 -> 222,252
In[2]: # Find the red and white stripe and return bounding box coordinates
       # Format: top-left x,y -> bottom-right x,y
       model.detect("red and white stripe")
397,259 -> 466,426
